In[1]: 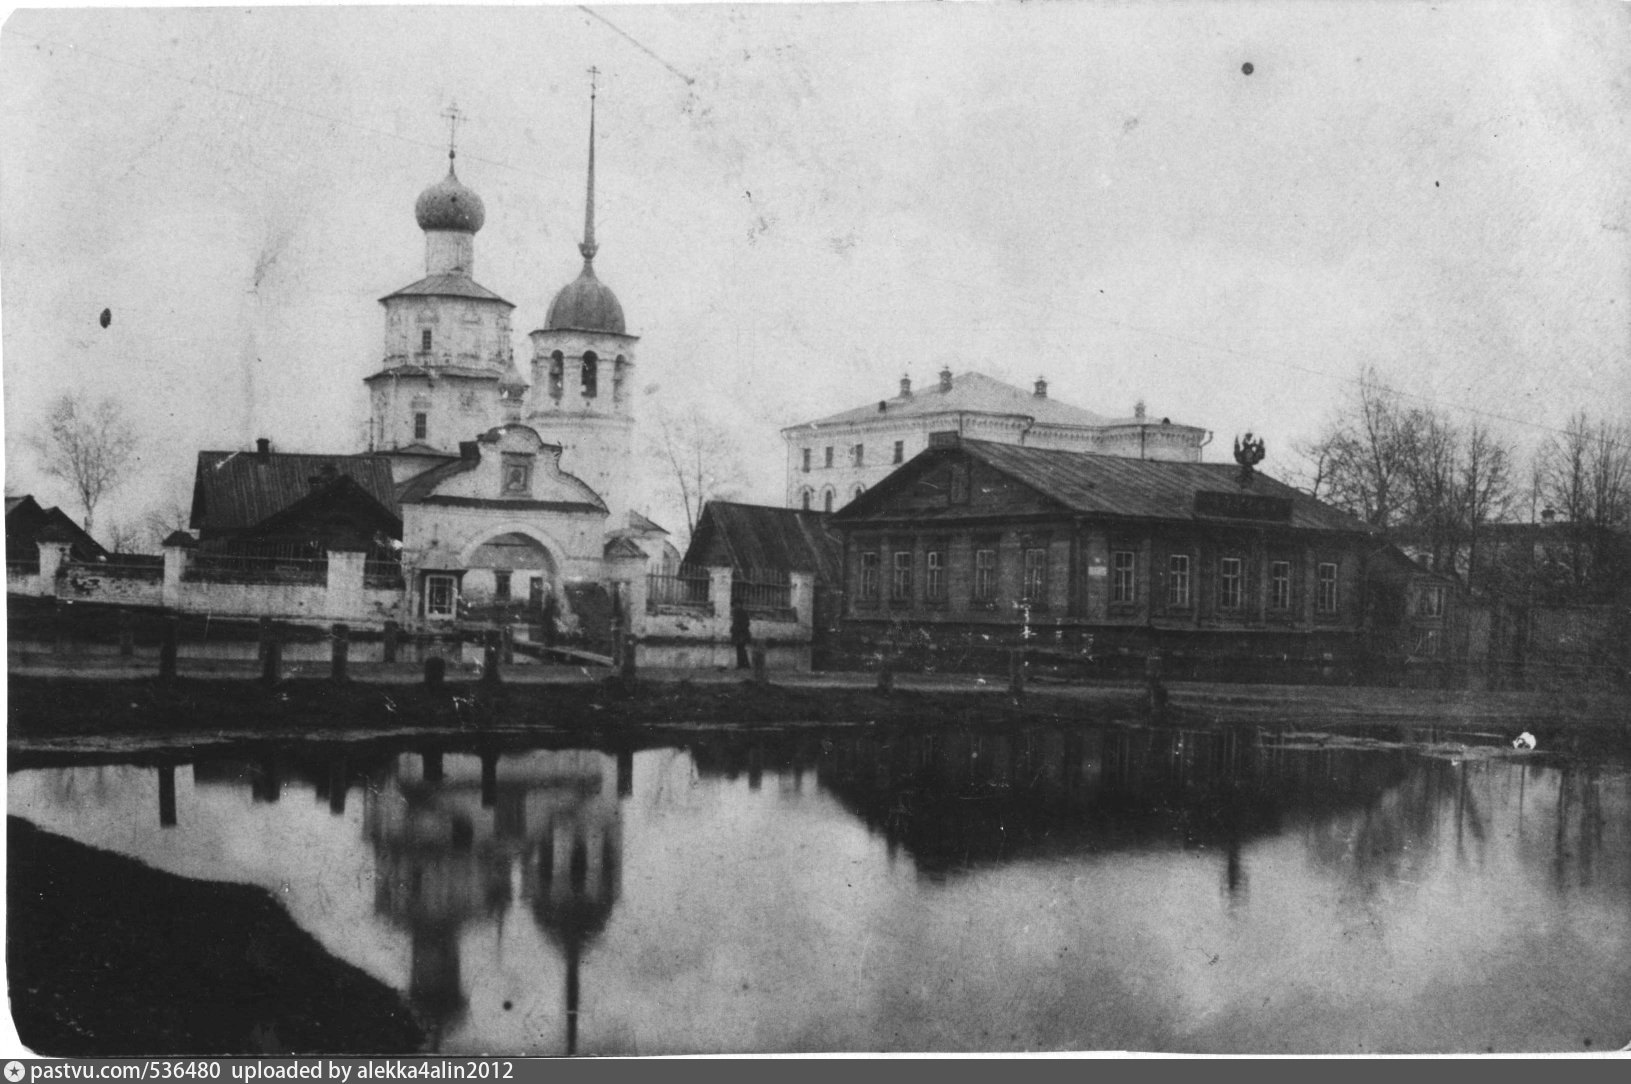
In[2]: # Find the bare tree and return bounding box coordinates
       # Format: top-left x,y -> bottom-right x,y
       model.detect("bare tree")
1295,367 -> 1421,528
28,393 -> 140,536
646,404 -> 746,542
141,491 -> 194,551
102,520 -> 144,555
1534,411 -> 1631,598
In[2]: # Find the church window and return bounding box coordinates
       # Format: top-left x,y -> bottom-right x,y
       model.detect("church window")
549,351 -> 564,399
581,352 -> 598,398
414,413 -> 428,441
893,440 -> 904,464
853,444 -> 865,467
801,448 -> 811,473
425,574 -> 456,617
853,484 -> 865,501
613,355 -> 627,403
421,328 -> 432,352
494,571 -> 511,602
824,446 -> 834,469
801,488 -> 812,510
823,488 -> 834,513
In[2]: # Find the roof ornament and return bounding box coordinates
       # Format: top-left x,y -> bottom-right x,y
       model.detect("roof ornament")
441,101 -> 464,169
580,67 -> 600,264
1234,431 -> 1266,485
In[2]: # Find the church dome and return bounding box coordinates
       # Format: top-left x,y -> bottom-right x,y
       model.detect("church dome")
545,261 -> 625,335
415,161 -> 485,233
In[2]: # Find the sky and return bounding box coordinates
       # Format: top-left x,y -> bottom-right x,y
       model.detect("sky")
2,1 -> 1629,542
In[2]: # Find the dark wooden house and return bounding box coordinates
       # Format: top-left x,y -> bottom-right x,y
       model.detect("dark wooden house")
5,495 -> 107,571
830,433 -> 1402,679
189,440 -> 402,550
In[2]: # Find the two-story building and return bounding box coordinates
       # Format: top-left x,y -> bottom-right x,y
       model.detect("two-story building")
782,368 -> 1210,513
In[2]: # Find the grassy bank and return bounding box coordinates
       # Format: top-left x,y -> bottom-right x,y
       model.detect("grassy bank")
7,816 -> 425,1056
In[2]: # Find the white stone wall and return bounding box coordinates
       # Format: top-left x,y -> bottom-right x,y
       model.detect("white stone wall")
525,327 -> 637,524
382,296 -> 514,372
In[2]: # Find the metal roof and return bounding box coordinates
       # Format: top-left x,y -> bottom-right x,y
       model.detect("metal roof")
838,439 -> 1374,535
380,273 -> 513,307
190,451 -> 400,533
794,371 -> 1115,430
683,501 -> 844,582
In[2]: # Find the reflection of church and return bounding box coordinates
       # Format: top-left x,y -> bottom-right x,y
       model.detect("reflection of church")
362,748 -> 628,1052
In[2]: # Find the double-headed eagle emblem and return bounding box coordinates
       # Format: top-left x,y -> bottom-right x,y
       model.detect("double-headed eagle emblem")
1234,432 -> 1266,484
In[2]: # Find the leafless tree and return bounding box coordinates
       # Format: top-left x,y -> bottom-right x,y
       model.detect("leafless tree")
28,392 -> 140,536
646,404 -> 746,542
1534,411 -> 1631,597
1295,366 -> 1422,528
141,491 -> 194,551
102,520 -> 144,555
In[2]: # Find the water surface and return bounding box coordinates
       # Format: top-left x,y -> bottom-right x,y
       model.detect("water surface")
10,724 -> 1629,1054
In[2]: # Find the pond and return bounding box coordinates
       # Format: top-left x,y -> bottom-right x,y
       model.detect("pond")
9,724 -> 1630,1055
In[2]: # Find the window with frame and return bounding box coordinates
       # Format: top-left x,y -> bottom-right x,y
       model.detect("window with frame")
1419,585 -> 1445,617
891,551 -> 913,602
853,484 -> 865,501
852,444 -> 865,467
1317,562 -> 1339,613
801,488 -> 812,510
413,412 -> 428,441
824,446 -> 834,469
973,548 -> 997,602
823,489 -> 834,513
1112,550 -> 1135,604
893,440 -> 904,464
421,328 -> 433,352
1022,547 -> 1048,603
1270,561 -> 1292,610
494,571 -> 512,602
1168,554 -> 1192,607
925,550 -> 945,601
1219,557 -> 1244,609
859,552 -> 880,600
425,574 -> 456,617
801,448 -> 811,473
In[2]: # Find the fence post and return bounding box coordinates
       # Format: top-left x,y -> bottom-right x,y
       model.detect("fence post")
119,609 -> 135,659
751,645 -> 768,685
257,617 -> 272,662
382,620 -> 399,664
159,615 -> 178,681
425,655 -> 446,692
502,624 -> 515,665
876,659 -> 894,695
261,638 -> 282,687
483,629 -> 501,686
53,598 -> 68,655
1009,648 -> 1026,698
331,623 -> 349,683
621,634 -> 638,683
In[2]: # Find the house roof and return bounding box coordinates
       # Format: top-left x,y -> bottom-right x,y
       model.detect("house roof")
683,501 -> 844,583
363,365 -> 503,383
792,371 -> 1118,431
379,273 -> 513,307
191,451 -> 400,534
5,494 -> 107,558
837,439 -> 1375,535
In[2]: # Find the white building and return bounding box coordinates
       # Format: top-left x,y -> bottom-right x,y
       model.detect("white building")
359,93 -> 665,625
781,368 -> 1211,511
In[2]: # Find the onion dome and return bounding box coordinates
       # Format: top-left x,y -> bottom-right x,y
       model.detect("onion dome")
415,157 -> 485,234
545,259 -> 625,334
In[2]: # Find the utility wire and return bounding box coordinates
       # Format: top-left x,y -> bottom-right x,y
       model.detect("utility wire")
8,23 -> 1627,454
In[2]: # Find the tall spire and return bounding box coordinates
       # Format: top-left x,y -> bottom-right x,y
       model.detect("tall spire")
580,68 -> 599,264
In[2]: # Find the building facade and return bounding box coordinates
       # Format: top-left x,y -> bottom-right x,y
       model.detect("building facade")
830,433 -> 1401,679
782,368 -> 1210,512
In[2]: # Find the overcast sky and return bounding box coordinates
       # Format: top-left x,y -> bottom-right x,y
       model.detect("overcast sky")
3,1 -> 1628,540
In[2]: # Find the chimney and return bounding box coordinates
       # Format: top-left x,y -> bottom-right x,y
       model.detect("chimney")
900,375 -> 912,398
878,400 -> 888,413
1033,377 -> 1048,399
256,437 -> 271,459
939,366 -> 953,392
1134,400 -> 1146,422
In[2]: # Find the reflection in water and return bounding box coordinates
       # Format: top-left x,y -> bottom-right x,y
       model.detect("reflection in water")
9,727 -> 1631,1054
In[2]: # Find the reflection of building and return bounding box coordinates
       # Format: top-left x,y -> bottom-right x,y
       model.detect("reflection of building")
782,368 -> 1209,511
362,748 -> 627,1052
